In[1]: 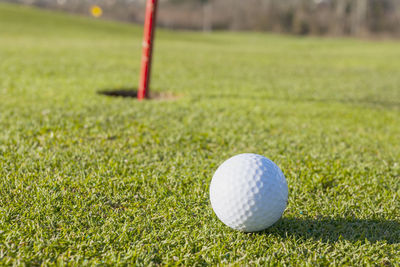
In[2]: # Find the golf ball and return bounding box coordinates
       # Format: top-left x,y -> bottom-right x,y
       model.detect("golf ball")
210,153 -> 288,232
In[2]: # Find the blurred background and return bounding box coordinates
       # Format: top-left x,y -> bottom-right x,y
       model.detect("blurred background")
3,0 -> 400,37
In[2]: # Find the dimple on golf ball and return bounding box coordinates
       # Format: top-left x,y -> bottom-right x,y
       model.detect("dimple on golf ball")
210,153 -> 288,232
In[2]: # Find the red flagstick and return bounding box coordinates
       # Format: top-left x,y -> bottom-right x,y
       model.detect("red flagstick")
138,0 -> 158,100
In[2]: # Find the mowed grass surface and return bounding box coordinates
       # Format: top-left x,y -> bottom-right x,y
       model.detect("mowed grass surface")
0,2 -> 399,265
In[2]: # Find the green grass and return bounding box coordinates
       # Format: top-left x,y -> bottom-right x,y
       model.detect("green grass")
0,2 -> 399,265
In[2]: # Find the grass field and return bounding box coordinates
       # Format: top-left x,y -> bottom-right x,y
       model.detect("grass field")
0,2 -> 399,265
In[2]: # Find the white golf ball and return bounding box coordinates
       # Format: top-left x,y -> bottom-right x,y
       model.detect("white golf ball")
210,153 -> 288,232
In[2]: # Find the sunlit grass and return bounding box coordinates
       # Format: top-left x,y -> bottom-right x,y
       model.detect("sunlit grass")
0,2 -> 399,265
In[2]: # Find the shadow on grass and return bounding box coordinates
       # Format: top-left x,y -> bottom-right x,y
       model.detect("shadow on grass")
264,217 -> 400,244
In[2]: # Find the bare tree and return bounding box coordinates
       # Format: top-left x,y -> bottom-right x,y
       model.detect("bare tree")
202,0 -> 212,32
334,0 -> 347,35
352,0 -> 368,36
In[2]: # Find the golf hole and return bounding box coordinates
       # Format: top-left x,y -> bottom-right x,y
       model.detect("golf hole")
97,88 -> 179,100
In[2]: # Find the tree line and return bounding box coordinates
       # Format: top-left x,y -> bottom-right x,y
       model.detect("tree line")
5,0 -> 400,37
